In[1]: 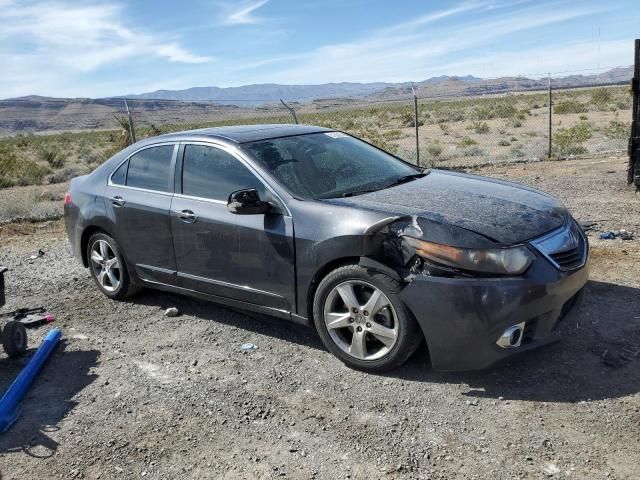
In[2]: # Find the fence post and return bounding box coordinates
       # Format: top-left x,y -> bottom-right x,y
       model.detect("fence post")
280,99 -> 298,124
547,73 -> 552,158
124,98 -> 137,144
628,39 -> 640,185
411,83 -> 420,167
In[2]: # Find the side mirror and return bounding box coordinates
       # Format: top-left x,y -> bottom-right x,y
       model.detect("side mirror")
227,188 -> 271,215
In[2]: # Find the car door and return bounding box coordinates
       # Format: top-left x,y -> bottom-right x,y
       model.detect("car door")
104,143 -> 178,285
170,142 -> 295,312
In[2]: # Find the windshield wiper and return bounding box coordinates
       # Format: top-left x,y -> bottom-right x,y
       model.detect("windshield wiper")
382,171 -> 427,189
340,188 -> 379,197
322,170 -> 428,199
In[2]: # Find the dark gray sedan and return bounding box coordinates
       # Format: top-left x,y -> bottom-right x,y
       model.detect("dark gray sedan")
64,124 -> 589,372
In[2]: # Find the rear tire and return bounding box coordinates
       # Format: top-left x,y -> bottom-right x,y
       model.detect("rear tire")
2,321 -> 27,358
312,264 -> 422,372
87,232 -> 140,300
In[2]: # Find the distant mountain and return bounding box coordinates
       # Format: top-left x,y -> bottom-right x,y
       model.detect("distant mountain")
0,66 -> 632,135
125,82 -> 401,104
370,66 -> 634,100
123,67 -> 631,104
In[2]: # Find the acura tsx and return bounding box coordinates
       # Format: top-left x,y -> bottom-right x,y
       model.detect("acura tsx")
64,124 -> 589,372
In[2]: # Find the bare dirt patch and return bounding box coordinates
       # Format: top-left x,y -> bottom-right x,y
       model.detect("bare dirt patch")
0,155 -> 639,479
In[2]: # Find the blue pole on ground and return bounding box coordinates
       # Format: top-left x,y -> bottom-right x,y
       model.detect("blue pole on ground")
0,328 -> 62,433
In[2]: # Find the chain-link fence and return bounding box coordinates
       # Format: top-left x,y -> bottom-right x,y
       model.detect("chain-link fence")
0,67 -> 633,224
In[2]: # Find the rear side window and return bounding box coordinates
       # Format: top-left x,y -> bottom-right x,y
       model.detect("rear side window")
182,145 -> 262,201
126,145 -> 174,192
111,159 -> 128,185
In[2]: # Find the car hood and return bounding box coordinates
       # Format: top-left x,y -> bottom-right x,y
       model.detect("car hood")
324,170 -> 567,245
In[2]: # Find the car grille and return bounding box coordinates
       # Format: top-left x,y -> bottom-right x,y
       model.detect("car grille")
549,246 -> 584,270
530,218 -> 588,271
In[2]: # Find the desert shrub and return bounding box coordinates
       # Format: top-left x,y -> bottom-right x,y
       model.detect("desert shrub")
382,129 -> 403,140
469,121 -> 490,134
553,122 -> 592,156
458,136 -> 477,147
37,145 -> 65,168
579,114 -> 588,121
439,123 -> 450,135
590,88 -> 612,108
509,145 -> 526,158
424,143 -> 443,159
508,117 -> 523,128
461,145 -> 484,157
16,161 -> 51,186
603,120 -> 629,140
473,102 -> 517,120
434,109 -> 465,123
553,100 -> 588,114
354,127 -> 398,154
399,109 -> 425,128
0,144 -> 20,177
0,176 -> 15,188
48,166 -> 83,184
399,109 -> 414,127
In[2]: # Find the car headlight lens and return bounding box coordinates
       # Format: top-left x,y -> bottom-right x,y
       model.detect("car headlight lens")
404,237 -> 534,275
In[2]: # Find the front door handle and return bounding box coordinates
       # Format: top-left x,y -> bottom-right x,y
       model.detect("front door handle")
111,195 -> 125,207
179,209 -> 197,223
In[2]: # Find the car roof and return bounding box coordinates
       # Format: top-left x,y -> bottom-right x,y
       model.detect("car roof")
154,124 -> 333,144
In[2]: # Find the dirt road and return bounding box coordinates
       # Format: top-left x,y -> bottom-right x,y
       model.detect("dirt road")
0,155 -> 639,479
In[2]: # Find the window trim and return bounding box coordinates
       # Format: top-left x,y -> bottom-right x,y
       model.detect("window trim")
177,140 -> 291,216
108,142 -> 179,195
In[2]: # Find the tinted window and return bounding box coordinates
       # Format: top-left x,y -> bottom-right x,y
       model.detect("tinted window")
182,145 -> 262,201
244,132 -> 417,199
111,159 -> 128,185
126,145 -> 174,192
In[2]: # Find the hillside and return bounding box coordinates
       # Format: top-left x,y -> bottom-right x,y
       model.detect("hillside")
0,66 -> 632,135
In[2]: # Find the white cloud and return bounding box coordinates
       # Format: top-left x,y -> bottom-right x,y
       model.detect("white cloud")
241,2 -> 617,84
221,0 -> 269,25
0,0 -> 212,97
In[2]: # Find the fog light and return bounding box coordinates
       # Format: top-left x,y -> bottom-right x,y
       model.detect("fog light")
496,322 -> 526,349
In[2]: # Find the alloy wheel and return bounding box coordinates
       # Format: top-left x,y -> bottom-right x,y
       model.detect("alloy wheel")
323,280 -> 399,361
90,240 -> 121,292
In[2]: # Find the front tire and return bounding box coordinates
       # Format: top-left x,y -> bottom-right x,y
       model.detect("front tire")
87,232 -> 139,300
312,264 -> 422,372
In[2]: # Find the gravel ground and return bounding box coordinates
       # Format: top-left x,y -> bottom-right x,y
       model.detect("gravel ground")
0,154 -> 639,480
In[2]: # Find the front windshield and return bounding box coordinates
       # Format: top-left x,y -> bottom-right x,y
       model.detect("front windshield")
243,131 -> 419,199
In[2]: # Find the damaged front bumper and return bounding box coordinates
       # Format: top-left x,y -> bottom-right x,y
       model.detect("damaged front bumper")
399,257 -> 589,371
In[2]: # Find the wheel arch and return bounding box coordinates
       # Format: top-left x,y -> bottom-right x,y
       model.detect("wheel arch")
80,225 -> 113,267
306,256 -> 360,322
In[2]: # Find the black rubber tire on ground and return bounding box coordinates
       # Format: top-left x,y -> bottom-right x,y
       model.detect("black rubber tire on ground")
87,232 -> 140,300
2,320 -> 28,358
312,264 -> 423,372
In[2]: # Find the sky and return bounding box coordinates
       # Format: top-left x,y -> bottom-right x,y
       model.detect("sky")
0,0 -> 638,99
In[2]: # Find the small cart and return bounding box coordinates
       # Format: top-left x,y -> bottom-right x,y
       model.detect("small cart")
0,267 -> 28,358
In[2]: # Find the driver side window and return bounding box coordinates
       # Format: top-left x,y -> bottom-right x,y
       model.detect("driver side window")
181,145 -> 264,202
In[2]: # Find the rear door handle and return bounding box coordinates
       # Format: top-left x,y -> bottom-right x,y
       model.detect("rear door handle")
111,195 -> 125,207
178,209 -> 197,223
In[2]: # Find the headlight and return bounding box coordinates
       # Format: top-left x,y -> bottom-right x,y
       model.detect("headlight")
404,237 -> 534,275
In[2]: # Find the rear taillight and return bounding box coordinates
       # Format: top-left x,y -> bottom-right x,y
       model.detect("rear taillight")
64,192 -> 72,206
